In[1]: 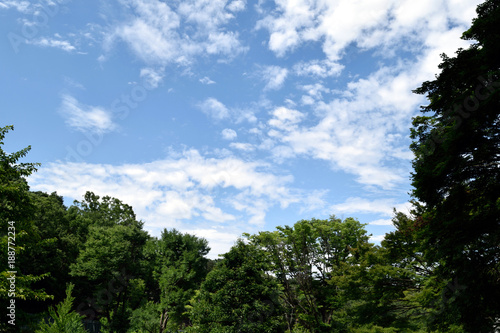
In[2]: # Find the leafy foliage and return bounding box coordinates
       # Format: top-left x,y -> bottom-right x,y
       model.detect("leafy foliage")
0,125 -> 52,306
248,216 -> 370,332
143,228 -> 210,332
69,192 -> 149,332
35,283 -> 87,333
188,239 -> 284,333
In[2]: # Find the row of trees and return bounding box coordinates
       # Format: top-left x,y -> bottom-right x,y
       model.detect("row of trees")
1,0 -> 499,331
0,156 -> 467,333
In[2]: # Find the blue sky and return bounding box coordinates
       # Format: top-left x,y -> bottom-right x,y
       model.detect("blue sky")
1,0 -> 482,257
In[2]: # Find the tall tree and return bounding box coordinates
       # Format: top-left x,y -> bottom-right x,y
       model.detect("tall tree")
410,1 -> 500,331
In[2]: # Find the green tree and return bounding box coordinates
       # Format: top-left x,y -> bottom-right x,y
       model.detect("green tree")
127,301 -> 162,333
69,192 -> 149,332
0,125 -> 39,224
35,283 -> 86,333
19,192 -> 81,306
143,228 -> 210,332
410,1 -> 500,331
249,216 -> 370,332
187,239 -> 284,333
336,212 -> 434,331
0,125 -> 52,332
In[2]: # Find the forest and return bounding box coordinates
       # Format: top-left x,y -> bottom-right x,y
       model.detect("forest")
1,0 -> 499,332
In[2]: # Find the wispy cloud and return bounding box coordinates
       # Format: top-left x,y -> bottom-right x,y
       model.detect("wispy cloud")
198,98 -> 258,124
229,142 -> 255,152
257,0 -> 480,60
255,51 -> 462,189
0,1 -> 31,13
226,0 -> 246,13
63,77 -> 85,90
260,65 -> 288,91
140,67 -> 164,89
198,97 -> 230,120
293,59 -> 344,78
330,197 -> 412,217
199,76 -> 216,85
369,219 -> 394,226
27,37 -> 76,52
105,0 -> 248,66
59,95 -> 117,134
268,107 -> 305,131
221,128 -> 237,140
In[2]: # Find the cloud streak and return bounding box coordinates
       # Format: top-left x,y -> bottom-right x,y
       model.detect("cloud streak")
59,95 -> 117,134
27,37 -> 76,52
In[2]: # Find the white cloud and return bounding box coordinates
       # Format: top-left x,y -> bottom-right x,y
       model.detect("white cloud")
257,0 -> 481,60
260,65 -> 288,90
0,1 -> 31,13
199,76 -> 216,85
59,95 -> 117,134
331,197 -> 397,217
63,77 -> 85,90
330,197 -> 412,217
28,37 -> 76,52
29,149 -> 315,256
184,0 -> 480,192
221,128 -> 237,140
112,16 -> 183,65
259,58 -> 437,189
198,98 -> 257,124
293,59 -> 344,78
198,97 -> 230,120
255,0 -> 317,57
229,142 -> 255,151
301,95 -> 315,105
369,219 -> 393,226
107,0 -> 248,66
299,83 -> 330,101
185,228 -> 241,259
369,234 -> 387,243
206,31 -> 244,56
227,0 -> 246,13
140,67 -> 164,89
268,107 -> 305,131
